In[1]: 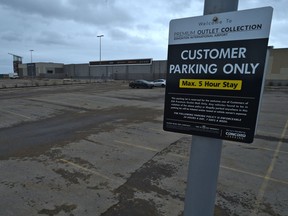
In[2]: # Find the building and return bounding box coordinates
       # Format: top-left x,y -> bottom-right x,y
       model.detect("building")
18,62 -> 64,79
65,59 -> 166,80
17,48 -> 288,85
266,48 -> 288,86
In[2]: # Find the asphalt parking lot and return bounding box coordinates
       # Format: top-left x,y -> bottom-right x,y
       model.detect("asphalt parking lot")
0,80 -> 287,216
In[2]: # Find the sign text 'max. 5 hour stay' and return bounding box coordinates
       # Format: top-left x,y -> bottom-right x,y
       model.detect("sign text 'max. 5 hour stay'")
163,7 -> 273,143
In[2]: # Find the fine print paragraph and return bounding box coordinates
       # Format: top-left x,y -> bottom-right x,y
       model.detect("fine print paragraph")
170,96 -> 249,124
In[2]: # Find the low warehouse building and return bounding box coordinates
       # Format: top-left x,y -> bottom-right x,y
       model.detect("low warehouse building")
18,63 -> 65,79
16,47 -> 288,86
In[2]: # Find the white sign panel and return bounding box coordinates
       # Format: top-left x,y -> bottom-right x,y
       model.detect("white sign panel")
163,7 -> 273,143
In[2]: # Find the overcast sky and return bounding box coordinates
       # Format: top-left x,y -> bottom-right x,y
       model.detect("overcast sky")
0,0 -> 287,73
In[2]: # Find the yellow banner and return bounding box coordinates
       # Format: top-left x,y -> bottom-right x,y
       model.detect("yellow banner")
179,79 -> 242,90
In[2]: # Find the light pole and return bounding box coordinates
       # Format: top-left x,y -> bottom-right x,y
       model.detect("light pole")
97,35 -> 104,64
30,49 -> 34,63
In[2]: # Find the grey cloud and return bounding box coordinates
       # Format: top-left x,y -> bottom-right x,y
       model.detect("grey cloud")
0,0 -> 287,73
35,31 -> 70,46
0,0 -> 133,27
109,28 -> 130,41
0,31 -> 23,42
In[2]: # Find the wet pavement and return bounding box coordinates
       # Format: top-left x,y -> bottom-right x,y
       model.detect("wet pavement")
0,81 -> 287,216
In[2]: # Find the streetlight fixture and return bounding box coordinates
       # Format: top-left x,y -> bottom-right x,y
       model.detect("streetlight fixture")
97,35 -> 104,64
30,49 -> 34,63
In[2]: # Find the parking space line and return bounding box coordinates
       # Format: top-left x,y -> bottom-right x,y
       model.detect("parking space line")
59,159 -> 111,180
122,140 -> 286,185
1,109 -> 31,119
167,151 -> 288,186
224,141 -> 288,155
256,130 -> 284,138
168,152 -> 188,159
220,165 -> 288,185
113,140 -> 159,152
114,139 -> 190,159
149,128 -> 164,133
113,139 -> 288,186
251,119 -> 288,215
171,149 -> 288,185
252,146 -> 288,155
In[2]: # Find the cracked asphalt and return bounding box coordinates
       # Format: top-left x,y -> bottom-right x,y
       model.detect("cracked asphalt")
0,80 -> 287,216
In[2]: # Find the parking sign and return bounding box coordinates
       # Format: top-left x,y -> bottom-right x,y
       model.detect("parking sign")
163,7 -> 273,143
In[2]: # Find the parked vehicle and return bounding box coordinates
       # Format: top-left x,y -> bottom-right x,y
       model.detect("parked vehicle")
129,80 -> 154,89
152,79 -> 166,87
9,73 -> 19,79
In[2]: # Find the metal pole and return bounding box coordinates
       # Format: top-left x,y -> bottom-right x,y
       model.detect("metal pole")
99,37 -> 102,62
30,49 -> 34,63
184,136 -> 222,216
97,35 -> 104,63
203,0 -> 238,14
183,1 -> 238,216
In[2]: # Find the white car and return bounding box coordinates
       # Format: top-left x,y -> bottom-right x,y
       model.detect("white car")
152,79 -> 166,87
9,73 -> 19,79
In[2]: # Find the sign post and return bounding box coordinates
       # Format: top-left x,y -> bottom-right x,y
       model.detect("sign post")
163,1 -> 273,215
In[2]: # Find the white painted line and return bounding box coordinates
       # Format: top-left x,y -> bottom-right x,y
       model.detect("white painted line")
256,130 -> 283,138
220,165 -> 288,185
149,128 -> 164,133
101,139 -> 288,187
168,152 -> 187,159
159,147 -> 288,186
224,140 -> 288,155
113,140 -> 159,152
114,138 -> 288,186
59,159 -> 111,181
1,109 -> 31,119
251,119 -> 288,215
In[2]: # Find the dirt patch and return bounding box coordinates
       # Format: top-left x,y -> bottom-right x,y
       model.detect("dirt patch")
214,205 -> 236,216
53,168 -> 92,185
102,198 -> 161,216
116,159 -> 177,198
38,204 -> 77,215
101,156 -> 177,216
